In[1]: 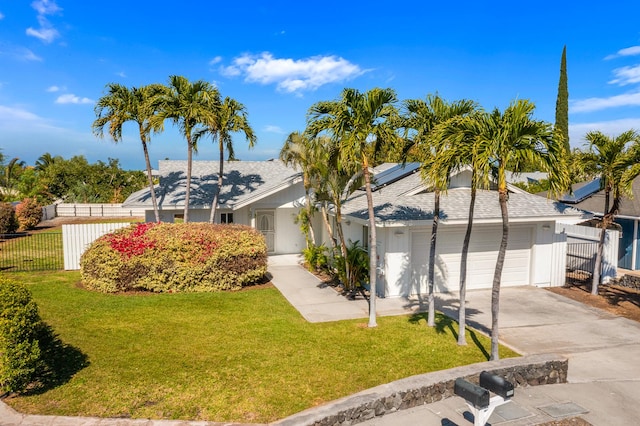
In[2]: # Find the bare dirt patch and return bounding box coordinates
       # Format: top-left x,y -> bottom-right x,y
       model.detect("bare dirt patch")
546,282 -> 640,323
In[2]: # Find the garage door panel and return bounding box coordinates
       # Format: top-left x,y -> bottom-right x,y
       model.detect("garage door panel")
410,226 -> 532,295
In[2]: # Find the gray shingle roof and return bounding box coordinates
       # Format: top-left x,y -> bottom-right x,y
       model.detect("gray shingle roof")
557,176 -> 640,218
343,170 -> 588,225
123,160 -> 301,209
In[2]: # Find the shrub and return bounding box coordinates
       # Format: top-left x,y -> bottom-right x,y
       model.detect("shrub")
0,276 -> 43,393
15,198 -> 43,230
302,244 -> 329,272
0,202 -> 18,234
80,222 -> 268,293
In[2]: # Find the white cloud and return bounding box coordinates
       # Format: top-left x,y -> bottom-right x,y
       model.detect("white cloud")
220,52 -> 365,93
209,56 -> 222,65
27,1 -> 62,44
116,71 -> 126,78
571,91 -> 640,113
31,0 -> 62,15
570,118 -> 640,146
609,65 -> 640,86
0,45 -> 43,62
0,105 -> 43,123
264,125 -> 285,134
46,85 -> 62,92
55,94 -> 93,105
605,46 -> 640,60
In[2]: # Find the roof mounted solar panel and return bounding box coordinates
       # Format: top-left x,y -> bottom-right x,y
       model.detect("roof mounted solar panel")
369,163 -> 420,191
559,178 -> 601,203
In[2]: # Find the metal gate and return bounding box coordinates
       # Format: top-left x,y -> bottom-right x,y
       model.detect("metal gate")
566,242 -> 598,286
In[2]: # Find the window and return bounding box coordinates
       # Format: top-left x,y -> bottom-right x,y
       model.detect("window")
362,225 -> 369,249
221,213 -> 234,224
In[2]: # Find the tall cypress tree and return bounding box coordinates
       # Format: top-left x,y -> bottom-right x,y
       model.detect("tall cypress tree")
555,45 -> 569,152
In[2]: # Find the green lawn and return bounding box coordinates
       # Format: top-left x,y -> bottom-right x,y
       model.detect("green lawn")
6,271 -> 518,423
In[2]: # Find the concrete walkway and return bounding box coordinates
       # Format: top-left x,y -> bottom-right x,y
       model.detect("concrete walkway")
2,256 -> 640,425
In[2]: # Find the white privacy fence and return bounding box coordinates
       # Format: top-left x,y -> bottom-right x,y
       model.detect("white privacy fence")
44,203 -> 146,219
62,222 -> 131,270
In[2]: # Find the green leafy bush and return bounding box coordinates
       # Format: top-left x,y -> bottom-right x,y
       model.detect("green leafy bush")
15,198 -> 43,230
80,222 -> 268,293
0,276 -> 43,393
0,202 -> 18,234
302,244 -> 328,272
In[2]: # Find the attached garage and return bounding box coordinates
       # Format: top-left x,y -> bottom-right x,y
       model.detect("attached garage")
409,225 -> 533,294
330,163 -> 588,298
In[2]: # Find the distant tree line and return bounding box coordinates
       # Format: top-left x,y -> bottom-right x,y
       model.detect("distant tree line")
0,152 -> 147,204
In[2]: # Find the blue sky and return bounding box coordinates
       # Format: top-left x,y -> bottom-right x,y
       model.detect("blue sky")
2,1 -> 640,170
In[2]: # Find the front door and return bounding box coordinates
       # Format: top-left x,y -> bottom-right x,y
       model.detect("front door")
256,210 -> 275,253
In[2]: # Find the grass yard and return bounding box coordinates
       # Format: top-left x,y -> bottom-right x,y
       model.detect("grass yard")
5,271 -> 518,423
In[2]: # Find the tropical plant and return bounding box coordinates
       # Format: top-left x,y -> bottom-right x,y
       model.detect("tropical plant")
403,94 -> 477,327
431,112 -> 492,345
307,87 -> 400,327
93,83 -> 167,222
280,131 -> 320,247
153,75 -> 220,222
194,96 -> 256,223
464,100 -> 569,360
333,240 -> 370,294
581,130 -> 640,294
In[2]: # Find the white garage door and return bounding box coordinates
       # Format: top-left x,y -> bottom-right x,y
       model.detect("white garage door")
410,225 -> 532,294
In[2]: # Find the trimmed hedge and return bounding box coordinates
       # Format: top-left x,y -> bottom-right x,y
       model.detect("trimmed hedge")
0,276 -> 43,393
0,202 -> 18,234
15,198 -> 43,231
80,222 -> 268,293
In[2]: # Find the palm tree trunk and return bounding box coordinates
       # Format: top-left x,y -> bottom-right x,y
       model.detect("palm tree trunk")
184,138 -> 193,223
427,189 -> 440,327
491,189 -> 510,361
209,141 -> 224,224
320,204 -> 337,250
304,185 -> 316,246
458,185 -> 476,346
592,188 -> 611,294
363,161 -> 377,328
140,135 -> 160,223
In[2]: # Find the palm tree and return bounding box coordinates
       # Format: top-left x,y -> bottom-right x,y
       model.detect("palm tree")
93,83 -> 166,222
467,100 -> 569,360
433,112 -> 492,345
403,95 -> 477,327
279,131 -> 319,247
154,75 -> 219,222
307,87 -> 399,328
195,96 -> 256,223
582,130 -> 640,294
34,153 -> 57,172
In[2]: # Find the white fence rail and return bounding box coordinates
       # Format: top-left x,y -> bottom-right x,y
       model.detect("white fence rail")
550,231 -> 567,287
556,223 -> 619,283
62,223 -> 131,270
54,203 -> 146,218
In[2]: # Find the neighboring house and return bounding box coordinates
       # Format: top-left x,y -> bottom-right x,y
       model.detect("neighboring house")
319,163 -> 589,298
123,160 -> 309,254
556,176 -> 640,271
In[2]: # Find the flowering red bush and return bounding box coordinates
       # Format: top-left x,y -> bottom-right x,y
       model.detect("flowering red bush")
104,222 -> 158,259
80,222 -> 267,293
